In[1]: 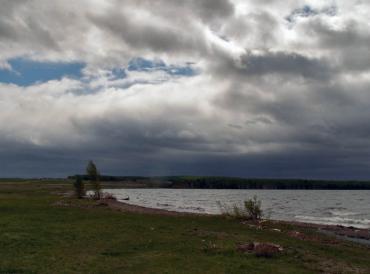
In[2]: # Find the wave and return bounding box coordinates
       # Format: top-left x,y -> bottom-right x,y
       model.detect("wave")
328,210 -> 360,217
295,215 -> 370,228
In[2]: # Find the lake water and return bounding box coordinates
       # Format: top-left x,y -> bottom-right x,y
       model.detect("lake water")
103,189 -> 370,228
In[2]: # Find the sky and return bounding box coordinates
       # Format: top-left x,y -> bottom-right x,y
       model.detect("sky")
0,0 -> 370,179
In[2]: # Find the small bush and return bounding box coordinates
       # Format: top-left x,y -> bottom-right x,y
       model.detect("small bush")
217,196 -> 263,221
244,196 -> 262,221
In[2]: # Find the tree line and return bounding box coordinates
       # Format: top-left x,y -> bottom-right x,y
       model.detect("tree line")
69,174 -> 370,190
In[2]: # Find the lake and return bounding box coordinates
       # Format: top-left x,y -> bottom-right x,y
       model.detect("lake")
103,189 -> 370,228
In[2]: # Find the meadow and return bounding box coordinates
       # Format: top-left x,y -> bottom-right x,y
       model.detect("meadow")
1,180 -> 370,274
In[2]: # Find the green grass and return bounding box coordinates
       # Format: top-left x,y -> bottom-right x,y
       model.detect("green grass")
1,181 -> 370,273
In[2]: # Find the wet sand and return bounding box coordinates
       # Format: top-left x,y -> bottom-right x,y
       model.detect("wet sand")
101,198 -> 209,216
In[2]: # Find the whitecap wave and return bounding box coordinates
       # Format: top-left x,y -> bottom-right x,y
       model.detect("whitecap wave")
295,215 -> 370,228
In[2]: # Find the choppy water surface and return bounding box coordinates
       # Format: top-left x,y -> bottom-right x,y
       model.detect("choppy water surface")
104,189 -> 370,228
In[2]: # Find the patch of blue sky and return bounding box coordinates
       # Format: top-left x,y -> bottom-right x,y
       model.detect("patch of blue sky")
0,56 -> 196,88
128,58 -> 166,72
0,58 -> 85,86
286,5 -> 337,23
128,57 -> 197,77
111,67 -> 127,79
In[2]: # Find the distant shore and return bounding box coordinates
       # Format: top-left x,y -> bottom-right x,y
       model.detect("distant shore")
68,175 -> 370,190
3,177 -> 370,189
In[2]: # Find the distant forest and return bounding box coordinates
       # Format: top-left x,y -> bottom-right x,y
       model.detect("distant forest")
69,175 -> 370,190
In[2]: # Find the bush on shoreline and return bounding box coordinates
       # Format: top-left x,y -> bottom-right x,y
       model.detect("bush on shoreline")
218,195 -> 263,221
244,196 -> 263,221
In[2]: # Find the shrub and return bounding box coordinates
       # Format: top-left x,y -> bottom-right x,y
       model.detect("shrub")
217,195 -> 263,221
244,195 -> 263,221
73,176 -> 85,199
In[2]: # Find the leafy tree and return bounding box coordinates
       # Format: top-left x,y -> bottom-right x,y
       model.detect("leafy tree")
73,176 -> 85,199
86,160 -> 101,199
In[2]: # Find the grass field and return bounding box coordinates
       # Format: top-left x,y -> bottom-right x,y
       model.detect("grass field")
1,180 -> 370,274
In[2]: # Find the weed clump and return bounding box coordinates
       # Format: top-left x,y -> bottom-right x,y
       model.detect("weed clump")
217,195 -> 263,221
244,196 -> 263,221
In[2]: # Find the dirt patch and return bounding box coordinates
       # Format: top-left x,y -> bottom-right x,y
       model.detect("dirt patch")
287,230 -> 339,245
237,242 -> 284,258
250,220 -> 370,244
323,226 -> 370,240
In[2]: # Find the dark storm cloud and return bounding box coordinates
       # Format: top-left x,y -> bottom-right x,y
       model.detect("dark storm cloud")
303,19 -> 370,71
2,140 -> 370,180
191,0 -> 234,23
87,0 -> 234,58
239,51 -> 332,80
0,18 -> 17,41
89,13 -> 199,54
0,2 -> 60,50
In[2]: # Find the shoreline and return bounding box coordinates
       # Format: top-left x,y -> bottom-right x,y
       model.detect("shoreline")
103,198 -> 370,245
102,199 -> 210,216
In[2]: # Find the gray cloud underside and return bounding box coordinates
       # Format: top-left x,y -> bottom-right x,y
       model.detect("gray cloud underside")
1,0 -> 370,178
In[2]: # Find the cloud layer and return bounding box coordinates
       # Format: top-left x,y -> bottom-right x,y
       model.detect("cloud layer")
1,0 -> 370,178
